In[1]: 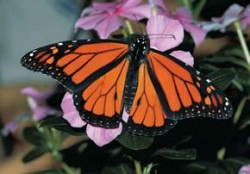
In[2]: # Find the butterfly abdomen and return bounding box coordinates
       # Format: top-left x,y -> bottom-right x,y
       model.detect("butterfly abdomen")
123,66 -> 139,113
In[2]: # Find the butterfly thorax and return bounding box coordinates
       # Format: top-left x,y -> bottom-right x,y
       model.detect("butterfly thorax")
128,35 -> 150,68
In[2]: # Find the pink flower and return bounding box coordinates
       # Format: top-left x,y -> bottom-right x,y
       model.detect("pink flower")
241,5 -> 250,29
147,15 -> 194,66
61,92 -> 122,147
174,7 -> 207,46
1,115 -> 29,136
199,4 -> 250,32
75,0 -> 151,39
21,87 -> 57,121
239,164 -> 250,174
149,0 -> 207,46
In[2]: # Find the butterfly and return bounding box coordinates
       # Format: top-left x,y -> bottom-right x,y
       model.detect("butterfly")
21,34 -> 233,136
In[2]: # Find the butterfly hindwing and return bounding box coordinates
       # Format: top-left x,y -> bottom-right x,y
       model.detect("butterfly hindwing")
147,49 -> 233,120
74,58 -> 130,128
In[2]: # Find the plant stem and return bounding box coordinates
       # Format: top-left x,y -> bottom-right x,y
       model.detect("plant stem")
125,20 -> 134,35
234,21 -> 250,67
134,160 -> 143,174
37,127 -> 78,174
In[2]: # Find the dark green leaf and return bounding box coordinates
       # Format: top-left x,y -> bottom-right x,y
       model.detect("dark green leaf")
102,163 -> 134,174
205,56 -> 250,70
240,117 -> 250,129
184,163 -> 227,174
23,127 -> 45,146
153,148 -> 196,160
223,46 -> 245,58
116,131 -> 153,150
206,167 -> 228,174
40,116 -> 84,136
193,0 -> 207,19
22,147 -> 48,163
183,163 -> 207,173
208,69 -> 236,90
234,68 -> 250,86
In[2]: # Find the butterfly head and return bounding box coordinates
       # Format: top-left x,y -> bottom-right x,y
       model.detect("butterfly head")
128,34 -> 150,67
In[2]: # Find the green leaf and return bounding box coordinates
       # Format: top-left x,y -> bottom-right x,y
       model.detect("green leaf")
205,56 -> 250,70
208,69 -> 236,90
193,0 -> 207,19
184,163 -> 227,174
40,116 -> 84,136
233,97 -> 248,124
240,117 -> 250,129
153,148 -> 196,160
234,68 -> 250,86
116,131 -> 154,150
223,46 -> 245,59
102,163 -> 134,174
183,163 -> 207,173
23,127 -> 45,146
22,147 -> 48,163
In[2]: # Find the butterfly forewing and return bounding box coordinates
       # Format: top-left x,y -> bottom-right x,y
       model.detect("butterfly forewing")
21,40 -> 129,91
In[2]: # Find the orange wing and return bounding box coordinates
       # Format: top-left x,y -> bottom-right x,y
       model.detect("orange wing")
126,63 -> 177,136
146,50 -> 233,120
21,40 -> 130,127
74,58 -> 129,128
22,40 -> 129,91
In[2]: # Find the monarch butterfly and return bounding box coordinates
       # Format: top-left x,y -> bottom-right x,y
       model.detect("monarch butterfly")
21,34 -> 233,136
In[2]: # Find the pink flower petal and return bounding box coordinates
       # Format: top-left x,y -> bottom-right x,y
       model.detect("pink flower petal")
61,92 -> 86,128
121,0 -> 142,9
175,7 -> 207,46
183,22 -> 207,46
93,2 -> 117,11
21,87 -> 52,101
120,4 -> 151,20
95,15 -> 122,39
75,12 -> 107,30
170,50 -> 194,67
239,164 -> 250,174
33,106 -> 57,121
1,120 -> 19,136
241,5 -> 250,29
175,7 -> 193,22
147,15 -> 184,51
198,21 -> 222,31
149,0 -> 172,17
86,123 -> 122,147
221,3 -> 243,23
